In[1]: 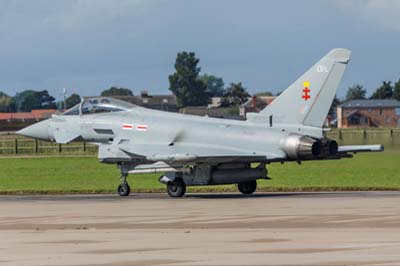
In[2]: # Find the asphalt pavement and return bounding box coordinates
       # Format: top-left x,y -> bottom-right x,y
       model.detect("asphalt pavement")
0,191 -> 399,266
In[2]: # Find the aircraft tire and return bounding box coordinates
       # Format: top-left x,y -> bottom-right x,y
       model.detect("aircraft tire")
118,183 -> 131,196
167,179 -> 186,197
238,180 -> 257,195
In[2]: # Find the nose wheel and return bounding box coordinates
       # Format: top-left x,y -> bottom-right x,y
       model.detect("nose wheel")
118,174 -> 130,196
118,183 -> 130,196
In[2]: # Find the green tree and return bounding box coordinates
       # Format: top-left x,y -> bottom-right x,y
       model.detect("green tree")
393,79 -> 400,101
200,74 -> 225,97
20,90 -> 56,111
345,84 -> 366,101
0,92 -> 14,112
101,87 -> 133,97
13,90 -> 36,111
168,51 -> 209,107
66,93 -> 81,109
370,81 -> 393,99
222,82 -> 250,106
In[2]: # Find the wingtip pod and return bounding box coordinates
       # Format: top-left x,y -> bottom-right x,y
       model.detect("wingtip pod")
326,48 -> 351,63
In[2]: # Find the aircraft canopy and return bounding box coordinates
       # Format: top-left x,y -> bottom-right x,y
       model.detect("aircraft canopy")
63,97 -> 135,116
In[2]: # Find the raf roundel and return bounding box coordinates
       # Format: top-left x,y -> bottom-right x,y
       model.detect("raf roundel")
136,124 -> 148,131
122,123 -> 134,130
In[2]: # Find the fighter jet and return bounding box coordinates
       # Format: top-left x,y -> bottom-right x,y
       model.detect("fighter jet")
18,48 -> 383,197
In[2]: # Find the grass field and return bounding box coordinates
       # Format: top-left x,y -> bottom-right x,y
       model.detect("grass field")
0,151 -> 399,194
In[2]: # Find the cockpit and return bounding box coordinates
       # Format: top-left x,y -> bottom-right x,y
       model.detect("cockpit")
63,97 -> 135,116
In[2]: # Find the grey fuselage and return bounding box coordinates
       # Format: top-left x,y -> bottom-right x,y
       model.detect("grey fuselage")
53,106 -> 326,164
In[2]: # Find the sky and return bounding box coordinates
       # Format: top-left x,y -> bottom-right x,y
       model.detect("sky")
1,0 -> 400,100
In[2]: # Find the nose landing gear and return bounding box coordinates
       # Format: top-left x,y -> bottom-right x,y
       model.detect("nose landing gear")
118,174 -> 130,197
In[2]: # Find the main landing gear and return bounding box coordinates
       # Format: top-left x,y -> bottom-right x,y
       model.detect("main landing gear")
118,174 -> 130,197
238,180 -> 257,195
166,178 -> 186,198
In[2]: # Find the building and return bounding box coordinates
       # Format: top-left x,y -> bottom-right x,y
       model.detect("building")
180,95 -> 276,120
239,96 -> 276,117
179,106 -> 243,120
0,109 -> 57,122
112,91 -> 178,112
208,97 -> 223,108
337,99 -> 400,128
0,109 -> 57,132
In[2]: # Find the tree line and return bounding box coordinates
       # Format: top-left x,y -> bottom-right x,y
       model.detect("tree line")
0,87 -> 134,112
0,90 -> 58,112
345,81 -> 400,101
0,51 -> 255,112
1,50 -> 399,113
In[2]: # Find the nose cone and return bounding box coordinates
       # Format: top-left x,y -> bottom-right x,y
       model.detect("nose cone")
17,119 -> 51,140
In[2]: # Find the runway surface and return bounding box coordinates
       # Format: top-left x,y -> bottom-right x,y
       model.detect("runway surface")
0,192 -> 400,266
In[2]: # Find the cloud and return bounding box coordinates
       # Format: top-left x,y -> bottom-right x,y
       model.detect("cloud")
335,0 -> 400,32
0,0 -> 399,98
41,0 -> 154,30
0,0 -> 155,38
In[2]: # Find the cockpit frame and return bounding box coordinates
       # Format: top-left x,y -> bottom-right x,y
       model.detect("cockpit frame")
63,97 -> 135,116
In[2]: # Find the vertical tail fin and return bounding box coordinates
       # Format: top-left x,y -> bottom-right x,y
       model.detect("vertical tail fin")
259,48 -> 351,128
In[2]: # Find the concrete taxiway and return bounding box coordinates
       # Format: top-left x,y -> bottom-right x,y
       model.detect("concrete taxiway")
0,192 -> 400,266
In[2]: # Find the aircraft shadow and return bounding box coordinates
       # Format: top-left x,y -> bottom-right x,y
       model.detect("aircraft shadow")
0,192 -> 369,202
184,192 -> 340,199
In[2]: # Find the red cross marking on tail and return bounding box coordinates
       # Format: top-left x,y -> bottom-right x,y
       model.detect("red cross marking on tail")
302,87 -> 310,101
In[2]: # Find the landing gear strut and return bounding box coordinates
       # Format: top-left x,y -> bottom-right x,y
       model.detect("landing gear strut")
238,180 -> 257,195
118,174 -> 130,197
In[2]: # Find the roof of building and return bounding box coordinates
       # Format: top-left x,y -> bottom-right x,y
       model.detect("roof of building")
180,106 -> 242,119
112,94 -> 177,106
240,96 -> 276,108
0,109 -> 57,121
340,99 -> 400,108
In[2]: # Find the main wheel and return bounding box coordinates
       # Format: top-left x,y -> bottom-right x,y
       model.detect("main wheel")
167,179 -> 186,197
238,180 -> 257,195
118,183 -> 131,196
